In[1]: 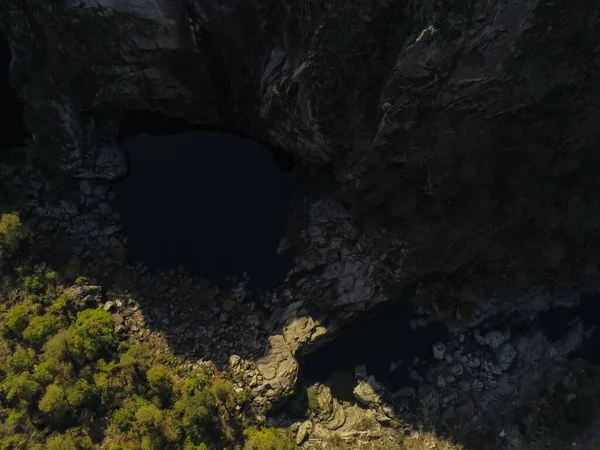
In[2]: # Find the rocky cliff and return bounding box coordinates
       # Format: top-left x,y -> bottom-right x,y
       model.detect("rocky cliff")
3,0 -> 600,448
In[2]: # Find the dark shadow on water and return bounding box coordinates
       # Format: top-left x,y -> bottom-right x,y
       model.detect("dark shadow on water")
113,131 -> 294,289
539,292 -> 600,363
118,111 -> 296,174
1,32 -> 28,150
301,297 -> 447,398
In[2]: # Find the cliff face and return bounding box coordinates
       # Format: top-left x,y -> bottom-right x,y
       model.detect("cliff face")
3,1 -> 600,446
4,1 -> 600,313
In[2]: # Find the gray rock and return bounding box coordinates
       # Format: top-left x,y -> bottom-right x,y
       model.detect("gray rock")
496,343 -> 517,371
353,377 -> 383,407
296,420 -> 312,445
103,301 -> 116,312
432,342 -> 446,360
103,225 -> 120,235
437,375 -> 446,387
79,180 -> 92,196
255,335 -> 298,399
354,364 -> 367,378
484,330 -> 506,350
98,202 -> 113,216
451,364 -> 464,376
93,185 -> 110,199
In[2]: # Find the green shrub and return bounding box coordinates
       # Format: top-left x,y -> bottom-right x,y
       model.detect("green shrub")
38,384 -> 71,426
0,213 -> 24,251
243,427 -> 296,450
45,271 -> 58,283
71,309 -> 116,361
4,347 -> 36,374
23,276 -> 44,294
210,378 -> 233,403
307,388 -> 319,413
74,276 -> 88,286
43,330 -> 79,363
147,365 -> 174,407
3,302 -> 35,336
1,372 -> 41,404
65,379 -> 96,408
135,403 -> 163,430
112,403 -> 136,432
23,314 -> 63,348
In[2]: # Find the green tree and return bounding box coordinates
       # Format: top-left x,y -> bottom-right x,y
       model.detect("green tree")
3,302 -> 35,336
71,309 -> 116,361
0,213 -> 24,251
210,378 -> 233,404
43,329 -> 79,364
65,378 -> 96,408
45,428 -> 93,450
112,403 -> 136,432
38,384 -> 71,426
23,314 -> 63,348
22,276 -> 44,294
4,347 -> 35,374
243,427 -> 296,450
147,365 -> 174,407
135,403 -> 163,431
45,434 -> 78,450
176,391 -> 213,445
1,372 -> 41,404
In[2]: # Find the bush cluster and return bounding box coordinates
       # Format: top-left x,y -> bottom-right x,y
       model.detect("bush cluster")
0,271 -> 296,449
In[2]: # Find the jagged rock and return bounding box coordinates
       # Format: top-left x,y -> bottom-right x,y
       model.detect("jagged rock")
354,364 -> 367,379
484,331 -> 506,350
353,377 -> 383,408
229,354 -> 241,369
63,285 -> 102,306
79,180 -> 92,196
432,342 -> 446,360
295,420 -> 312,445
103,300 -> 116,312
255,335 -> 298,399
282,315 -> 327,354
495,343 -> 517,371
103,225 -> 120,235
97,202 -> 112,216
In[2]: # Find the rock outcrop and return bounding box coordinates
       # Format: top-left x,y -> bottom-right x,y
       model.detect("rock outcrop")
4,1 -> 600,317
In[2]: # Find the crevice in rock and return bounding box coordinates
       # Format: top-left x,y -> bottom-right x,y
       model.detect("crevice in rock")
0,31 -> 28,150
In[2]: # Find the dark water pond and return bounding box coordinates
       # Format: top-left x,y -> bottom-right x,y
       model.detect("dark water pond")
113,131 -> 294,288
538,292 -> 600,363
1,32 -> 28,150
301,298 -> 447,398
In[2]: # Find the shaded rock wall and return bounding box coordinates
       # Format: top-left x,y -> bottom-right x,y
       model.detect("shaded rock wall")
3,0 -> 600,387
